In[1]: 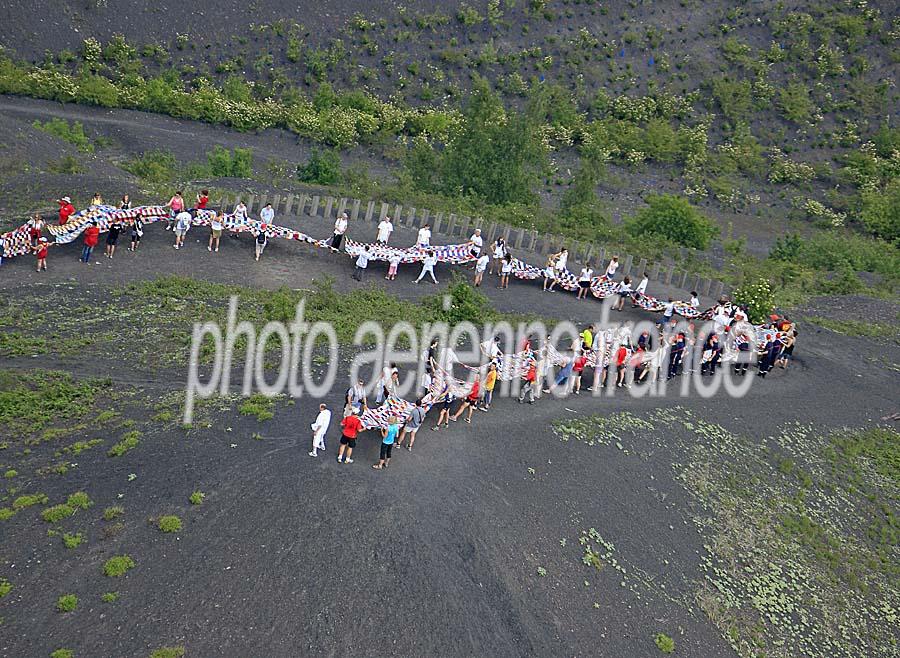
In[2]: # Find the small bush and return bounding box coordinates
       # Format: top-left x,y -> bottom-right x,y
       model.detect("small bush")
733,278 -> 775,324
33,118 -> 94,152
239,394 -> 275,421
626,194 -> 718,249
51,650 -> 74,658
62,532 -> 84,549
654,633 -> 675,653
103,555 -> 135,577
101,591 -> 119,603
0,578 -> 11,597
157,515 -> 183,533
108,431 -> 140,457
189,491 -> 205,505
3,469 -> 16,478
42,504 -> 75,523
123,150 -> 178,184
297,148 -> 342,185
56,593 -> 78,612
206,145 -> 253,177
13,493 -> 48,510
66,491 -> 92,510
103,506 -> 124,521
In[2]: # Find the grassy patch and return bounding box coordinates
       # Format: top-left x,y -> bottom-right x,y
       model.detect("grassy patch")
654,633 -> 675,653
56,593 -> 78,612
60,439 -> 104,456
103,506 -> 124,521
62,532 -> 84,549
0,578 -> 11,598
103,555 -> 135,578
67,491 -> 92,510
41,504 -> 75,523
50,650 -> 74,658
149,648 -> 185,658
107,431 -> 141,457
808,316 -> 898,342
3,469 -> 15,478
101,591 -> 119,603
33,117 -> 94,152
13,493 -> 49,510
238,394 -> 275,422
189,491 -> 205,505
157,515 -> 183,533
0,370 -> 109,438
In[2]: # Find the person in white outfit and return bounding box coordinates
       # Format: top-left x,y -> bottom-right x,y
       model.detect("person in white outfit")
377,216 -> 394,243
260,203 -> 275,225
309,403 -> 332,457
414,250 -> 439,284
469,228 -> 483,258
605,256 -> 619,279
416,224 -> 431,247
331,213 -> 348,251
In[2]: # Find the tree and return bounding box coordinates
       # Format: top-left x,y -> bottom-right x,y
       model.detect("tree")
626,194 -> 719,249
439,78 -> 546,205
297,148 -> 342,185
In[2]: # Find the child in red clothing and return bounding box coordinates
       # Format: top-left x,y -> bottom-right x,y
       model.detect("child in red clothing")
451,376 -> 481,424
572,353 -> 588,394
32,237 -> 54,271
194,189 -> 209,210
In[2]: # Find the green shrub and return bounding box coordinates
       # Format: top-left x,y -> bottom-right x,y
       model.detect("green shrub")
0,578 -> 11,598
626,194 -> 718,249
56,593 -> 78,612
239,394 -> 275,421
103,555 -> 135,577
101,591 -> 119,603
733,278 -> 775,324
13,493 -> 48,510
859,178 -> 900,242
108,431 -> 140,457
123,150 -> 178,184
189,491 -> 205,505
0,508 -> 13,521
654,633 -> 675,653
50,649 -> 74,658
42,504 -> 75,523
297,148 -> 342,185
778,82 -> 813,123
67,491 -> 92,510
33,118 -> 94,152
3,469 -> 16,478
422,273 -> 502,325
62,532 -> 84,549
207,145 -> 253,178
157,515 -> 183,533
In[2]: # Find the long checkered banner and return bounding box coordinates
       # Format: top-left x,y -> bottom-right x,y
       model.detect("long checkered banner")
2,203 -> 711,320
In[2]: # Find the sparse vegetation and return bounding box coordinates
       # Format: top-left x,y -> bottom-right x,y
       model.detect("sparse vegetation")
107,431 -> 141,457
149,648 -> 185,658
103,555 -> 135,578
157,515 -> 183,533
189,491 -> 205,505
62,532 -> 84,549
56,593 -> 78,612
101,591 -> 119,603
103,506 -> 125,521
654,633 -> 675,653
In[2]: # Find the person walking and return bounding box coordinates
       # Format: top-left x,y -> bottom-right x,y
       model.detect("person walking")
451,376 -> 481,424
577,264 -> 593,299
572,351 -> 588,394
330,212 -> 348,252
209,211 -> 224,252
173,210 -> 191,249
544,351 -> 575,395
254,228 -> 269,261
32,237 -> 54,272
414,251 -> 438,284
104,220 -> 122,259
373,417 -> 399,469
667,332 -> 686,380
474,252 -> 490,287
633,272 -> 649,306
546,248 -> 568,292
432,391 -> 455,431
376,216 -> 393,244
337,408 -> 363,464
480,365 -> 497,410
129,216 -> 143,252
353,246 -> 371,281
397,398 -> 426,451
416,224 -> 432,248
518,357 -> 537,404
386,251 -> 401,281
308,403 -> 332,457
80,221 -> 100,263
490,237 -> 506,274
499,253 -> 513,289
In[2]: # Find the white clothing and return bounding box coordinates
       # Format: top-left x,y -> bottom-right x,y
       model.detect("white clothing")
469,233 -> 483,254
377,220 -> 393,242
635,277 -> 648,294
606,260 -> 619,277
579,268 -> 593,282
174,211 -> 192,232
355,252 -> 370,269
475,254 -> 490,273
311,409 -> 332,450
492,241 -> 506,259
416,227 -> 431,246
555,251 -> 568,271
260,207 -> 275,224
501,261 -> 513,275
334,217 -> 348,235
690,296 -> 700,309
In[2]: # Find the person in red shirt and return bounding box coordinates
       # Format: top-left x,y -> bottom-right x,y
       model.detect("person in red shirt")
80,221 -> 100,263
32,237 -> 54,271
194,189 -> 209,210
518,358 -> 537,404
615,343 -> 630,388
58,197 -> 75,225
451,376 -> 481,424
337,409 -> 364,464
572,352 -> 589,394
